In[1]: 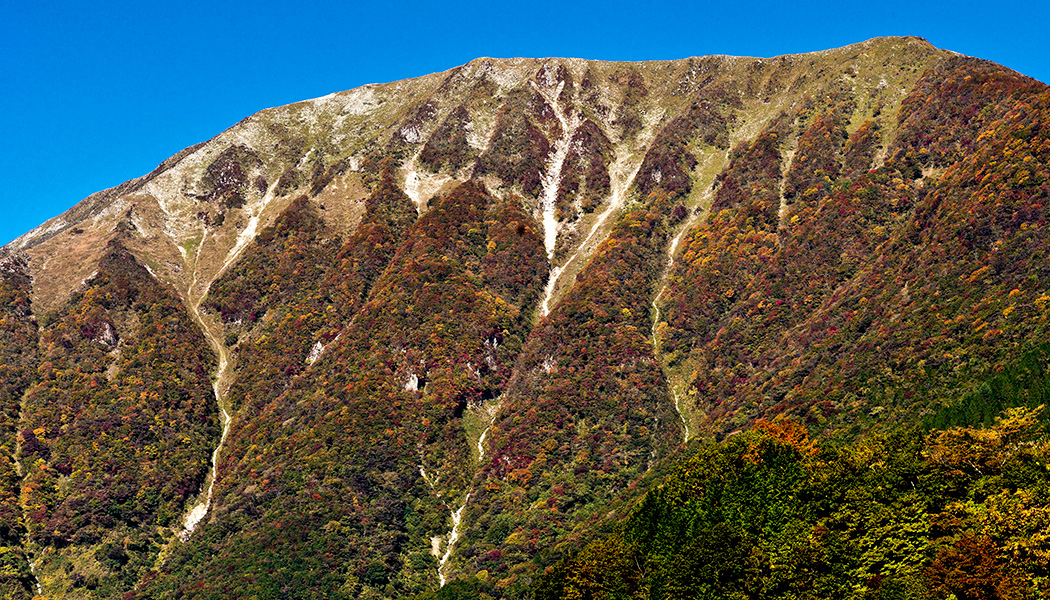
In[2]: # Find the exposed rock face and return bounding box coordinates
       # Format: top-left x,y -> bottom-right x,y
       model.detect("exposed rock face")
3,36 -> 1050,599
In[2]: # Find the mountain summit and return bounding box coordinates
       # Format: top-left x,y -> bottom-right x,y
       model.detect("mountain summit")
2,36 -> 1049,598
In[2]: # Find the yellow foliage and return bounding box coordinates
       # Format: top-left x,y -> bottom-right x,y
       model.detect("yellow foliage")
925,405 -> 1044,473
974,489 -> 1050,567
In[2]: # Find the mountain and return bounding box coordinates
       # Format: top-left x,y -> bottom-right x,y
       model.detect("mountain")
1,36 -> 1049,598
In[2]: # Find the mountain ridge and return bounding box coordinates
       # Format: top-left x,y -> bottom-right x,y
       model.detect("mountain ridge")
5,36 -> 947,316
0,36 -> 967,256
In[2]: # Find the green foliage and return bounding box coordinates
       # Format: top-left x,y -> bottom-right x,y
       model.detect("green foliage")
783,112 -> 848,206
11,49 -> 1050,600
710,131 -> 782,225
202,195 -> 340,325
218,171 -> 417,425
412,574 -> 492,600
925,343 -> 1050,429
892,57 -> 1045,171
537,410 -> 1050,599
841,119 -> 881,180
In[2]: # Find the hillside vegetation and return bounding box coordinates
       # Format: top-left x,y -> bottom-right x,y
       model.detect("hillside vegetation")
535,408 -> 1050,599
0,38 -> 1048,599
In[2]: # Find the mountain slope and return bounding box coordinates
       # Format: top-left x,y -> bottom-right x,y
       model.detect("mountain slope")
658,56 -> 1050,437
2,36 -> 1049,598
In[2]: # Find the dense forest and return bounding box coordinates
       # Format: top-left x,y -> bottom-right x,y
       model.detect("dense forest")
534,407 -> 1050,600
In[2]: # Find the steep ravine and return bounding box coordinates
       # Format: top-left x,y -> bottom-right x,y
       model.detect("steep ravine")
540,149 -> 646,318
432,395 -> 503,587
474,397 -> 502,462
651,211 -> 701,444
170,184 -> 286,540
437,493 -> 470,587
533,80 -> 579,318
648,148 -> 727,444
537,99 -> 665,319
13,442 -> 43,598
28,559 -> 42,597
533,79 -> 578,263
178,293 -> 233,540
169,222 -> 248,542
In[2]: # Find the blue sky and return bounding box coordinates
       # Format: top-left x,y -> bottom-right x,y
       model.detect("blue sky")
2,0 -> 1047,245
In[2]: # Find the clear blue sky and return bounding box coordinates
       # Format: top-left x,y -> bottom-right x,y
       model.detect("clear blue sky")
2,0 -> 1047,245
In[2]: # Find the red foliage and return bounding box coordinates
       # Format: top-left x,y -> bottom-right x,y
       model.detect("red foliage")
926,536 -> 1029,600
